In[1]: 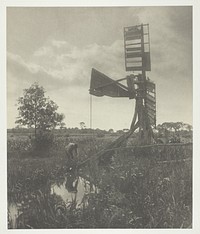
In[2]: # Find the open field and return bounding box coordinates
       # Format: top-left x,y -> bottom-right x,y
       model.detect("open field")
7,133 -> 192,229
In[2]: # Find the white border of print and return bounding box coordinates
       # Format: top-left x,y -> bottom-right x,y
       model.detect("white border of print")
1,0 -> 200,234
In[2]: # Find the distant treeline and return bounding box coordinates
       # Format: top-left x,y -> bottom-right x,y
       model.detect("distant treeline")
7,127 -> 123,136
7,122 -> 192,138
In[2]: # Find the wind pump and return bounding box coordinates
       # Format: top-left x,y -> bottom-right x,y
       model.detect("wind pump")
89,24 -> 156,147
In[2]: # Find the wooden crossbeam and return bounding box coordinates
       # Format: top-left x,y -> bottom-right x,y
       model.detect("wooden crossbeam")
90,76 -> 128,91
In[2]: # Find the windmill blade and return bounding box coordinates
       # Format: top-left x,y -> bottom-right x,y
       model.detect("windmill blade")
147,109 -> 156,119
146,93 -> 156,103
146,80 -> 155,93
124,24 -> 151,72
148,115 -> 156,126
146,83 -> 156,127
89,68 -> 129,98
146,102 -> 156,111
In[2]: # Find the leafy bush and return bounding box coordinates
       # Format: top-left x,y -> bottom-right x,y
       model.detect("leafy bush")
31,132 -> 54,157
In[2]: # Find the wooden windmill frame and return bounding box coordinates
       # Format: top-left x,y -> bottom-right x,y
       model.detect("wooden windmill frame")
89,24 -> 156,147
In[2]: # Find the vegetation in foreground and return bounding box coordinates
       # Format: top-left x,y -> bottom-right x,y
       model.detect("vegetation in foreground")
7,133 -> 192,229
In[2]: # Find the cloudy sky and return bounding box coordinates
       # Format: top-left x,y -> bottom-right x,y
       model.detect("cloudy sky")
7,6 -> 192,130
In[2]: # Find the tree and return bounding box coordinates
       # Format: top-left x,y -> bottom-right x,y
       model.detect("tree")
123,128 -> 129,133
160,122 -> 184,133
80,122 -> 86,129
183,123 -> 193,132
15,83 -> 65,138
60,122 -> 66,130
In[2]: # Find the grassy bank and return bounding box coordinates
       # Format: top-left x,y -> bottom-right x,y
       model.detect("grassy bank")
7,135 -> 192,228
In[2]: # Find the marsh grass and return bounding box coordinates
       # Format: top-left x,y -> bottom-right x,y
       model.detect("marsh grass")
7,135 -> 192,228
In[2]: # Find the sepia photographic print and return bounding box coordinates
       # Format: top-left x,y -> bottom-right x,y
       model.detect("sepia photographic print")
2,1 -> 199,232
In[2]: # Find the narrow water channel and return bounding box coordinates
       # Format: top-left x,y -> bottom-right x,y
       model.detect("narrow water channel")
51,174 -> 96,207
8,173 -> 97,229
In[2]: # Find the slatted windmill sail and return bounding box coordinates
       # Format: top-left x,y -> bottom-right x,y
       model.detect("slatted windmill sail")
89,24 -> 156,147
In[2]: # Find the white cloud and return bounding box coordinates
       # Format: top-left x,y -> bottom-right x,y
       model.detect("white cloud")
8,39 -> 127,94
8,52 -> 47,75
51,40 -> 68,48
31,39 -> 127,86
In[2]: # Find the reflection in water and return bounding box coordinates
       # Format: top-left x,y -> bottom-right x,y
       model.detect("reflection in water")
8,173 -> 97,228
65,173 -> 78,192
51,173 -> 96,207
8,203 -> 22,229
